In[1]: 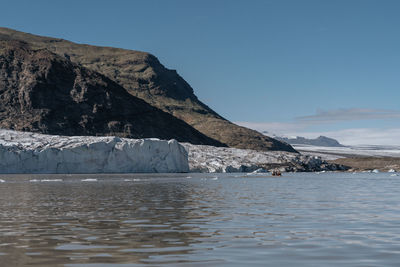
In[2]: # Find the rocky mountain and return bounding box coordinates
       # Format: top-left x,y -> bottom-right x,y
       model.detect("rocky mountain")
0,27 -> 296,152
0,40 -> 224,146
274,135 -> 344,147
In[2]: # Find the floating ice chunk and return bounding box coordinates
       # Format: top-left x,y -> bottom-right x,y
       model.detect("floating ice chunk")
252,168 -> 268,173
81,179 -> 98,182
29,179 -> 62,182
372,169 -> 380,173
0,179 -> 5,183
388,169 -> 396,173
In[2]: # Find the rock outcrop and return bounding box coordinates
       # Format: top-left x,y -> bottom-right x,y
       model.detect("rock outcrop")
0,130 -> 189,173
0,27 -> 296,152
0,40 -> 224,146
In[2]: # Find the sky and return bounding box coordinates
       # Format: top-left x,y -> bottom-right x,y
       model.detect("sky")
1,0 -> 399,145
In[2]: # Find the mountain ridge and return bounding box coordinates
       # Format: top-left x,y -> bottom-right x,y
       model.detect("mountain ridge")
271,135 -> 345,147
0,27 -> 296,153
0,40 -> 225,146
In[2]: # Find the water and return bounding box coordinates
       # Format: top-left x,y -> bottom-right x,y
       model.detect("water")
0,172 -> 400,266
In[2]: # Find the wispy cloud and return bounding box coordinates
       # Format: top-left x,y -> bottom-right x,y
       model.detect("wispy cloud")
235,107 -> 400,146
286,128 -> 400,146
296,108 -> 400,123
236,121 -> 400,146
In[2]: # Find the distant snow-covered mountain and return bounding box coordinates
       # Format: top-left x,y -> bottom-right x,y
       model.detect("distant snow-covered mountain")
263,133 -> 345,147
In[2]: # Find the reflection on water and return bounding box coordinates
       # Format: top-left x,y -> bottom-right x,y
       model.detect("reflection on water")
1,172 -> 400,266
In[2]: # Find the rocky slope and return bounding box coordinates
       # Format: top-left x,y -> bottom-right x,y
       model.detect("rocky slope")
0,40 -> 224,146
0,27 -> 296,152
330,157 -> 399,172
0,129 -> 189,173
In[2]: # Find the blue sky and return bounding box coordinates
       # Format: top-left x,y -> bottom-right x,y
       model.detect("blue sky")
1,0 -> 399,145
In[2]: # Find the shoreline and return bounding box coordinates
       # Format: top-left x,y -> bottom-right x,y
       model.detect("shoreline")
0,129 -> 398,174
294,145 -> 400,172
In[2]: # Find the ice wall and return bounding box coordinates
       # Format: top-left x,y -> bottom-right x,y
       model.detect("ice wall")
0,130 -> 189,173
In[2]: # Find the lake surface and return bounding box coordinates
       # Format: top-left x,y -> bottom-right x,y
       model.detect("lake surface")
1,172 -> 400,266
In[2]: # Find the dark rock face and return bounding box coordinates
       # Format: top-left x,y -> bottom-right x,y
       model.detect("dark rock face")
0,41 -> 225,146
0,27 -> 296,152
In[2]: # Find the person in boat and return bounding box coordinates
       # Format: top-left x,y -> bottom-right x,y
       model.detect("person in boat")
272,169 -> 282,176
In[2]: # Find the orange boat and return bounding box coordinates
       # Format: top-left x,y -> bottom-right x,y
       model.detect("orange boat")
271,169 -> 282,176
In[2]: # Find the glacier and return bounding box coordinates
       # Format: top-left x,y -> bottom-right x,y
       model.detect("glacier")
0,130 -> 347,174
182,143 -> 346,173
0,130 -> 189,173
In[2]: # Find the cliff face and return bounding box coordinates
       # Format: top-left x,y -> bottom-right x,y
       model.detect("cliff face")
0,27 -> 296,152
0,41 -> 224,146
0,129 -> 189,173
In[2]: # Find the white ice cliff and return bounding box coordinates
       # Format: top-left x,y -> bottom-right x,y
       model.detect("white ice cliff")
0,130 -> 189,173
0,130 -> 345,174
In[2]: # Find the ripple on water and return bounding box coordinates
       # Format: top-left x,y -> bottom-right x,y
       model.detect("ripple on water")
56,244 -> 119,251
0,173 -> 400,266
